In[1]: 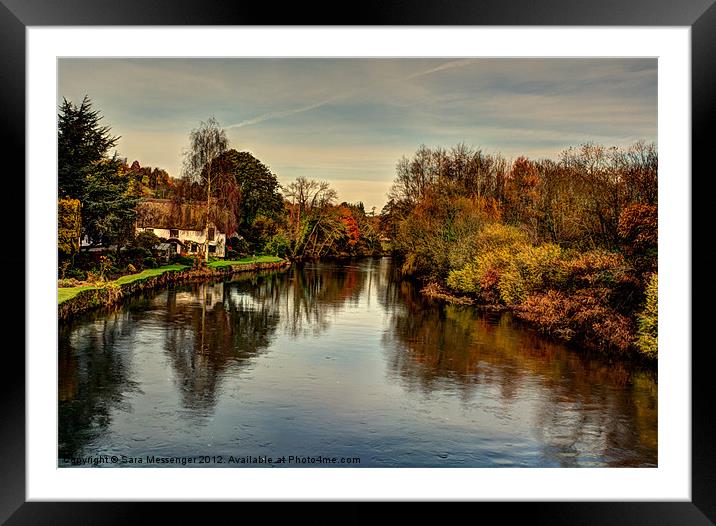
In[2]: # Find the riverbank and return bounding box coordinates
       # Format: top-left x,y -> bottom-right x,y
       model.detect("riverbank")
419,279 -> 656,363
58,256 -> 289,320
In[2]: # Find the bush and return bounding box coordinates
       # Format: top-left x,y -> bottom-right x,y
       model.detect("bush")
636,273 -> 658,358
171,255 -> 194,266
65,267 -> 87,281
394,194 -> 499,281
446,224 -> 528,297
497,243 -> 563,305
516,289 -> 634,353
560,249 -> 630,290
230,237 -> 251,257
134,230 -> 162,251
122,246 -> 152,269
143,257 -> 158,269
447,233 -> 562,306
264,233 -> 289,258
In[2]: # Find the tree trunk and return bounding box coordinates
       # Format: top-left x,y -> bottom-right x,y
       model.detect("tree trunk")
205,163 -> 212,263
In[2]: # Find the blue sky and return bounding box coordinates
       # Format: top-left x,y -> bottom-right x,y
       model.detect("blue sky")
58,58 -> 657,211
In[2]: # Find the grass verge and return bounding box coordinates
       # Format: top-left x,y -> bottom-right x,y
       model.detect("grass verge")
207,256 -> 282,268
58,264 -> 188,304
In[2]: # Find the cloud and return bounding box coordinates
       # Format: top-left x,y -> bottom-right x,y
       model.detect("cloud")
406,58 -> 479,80
227,93 -> 351,129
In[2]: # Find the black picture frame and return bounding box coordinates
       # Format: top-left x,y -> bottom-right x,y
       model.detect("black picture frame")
2,0 -> 711,523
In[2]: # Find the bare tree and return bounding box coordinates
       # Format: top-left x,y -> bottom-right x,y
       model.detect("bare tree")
182,116 -> 230,262
282,177 -> 338,259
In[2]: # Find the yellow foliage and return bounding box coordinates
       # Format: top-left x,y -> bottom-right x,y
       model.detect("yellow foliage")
447,224 -> 562,306
636,273 -> 658,358
58,198 -> 81,255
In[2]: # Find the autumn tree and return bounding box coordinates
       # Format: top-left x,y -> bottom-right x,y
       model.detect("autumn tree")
618,203 -> 658,276
58,198 -> 81,270
181,116 -> 238,261
281,177 -> 339,259
504,156 -> 540,234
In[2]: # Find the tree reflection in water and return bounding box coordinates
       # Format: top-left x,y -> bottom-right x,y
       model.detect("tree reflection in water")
59,258 -> 656,467
380,273 -> 657,467
58,314 -> 142,459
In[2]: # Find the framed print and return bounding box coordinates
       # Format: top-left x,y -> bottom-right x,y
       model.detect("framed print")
3,0 -> 712,522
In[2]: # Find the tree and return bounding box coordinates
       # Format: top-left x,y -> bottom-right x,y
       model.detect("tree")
282,177 -> 339,259
504,156 -> 540,233
58,198 -> 82,261
81,158 -> 139,251
210,150 -> 285,249
57,96 -> 138,253
181,116 -> 234,262
58,95 -> 119,199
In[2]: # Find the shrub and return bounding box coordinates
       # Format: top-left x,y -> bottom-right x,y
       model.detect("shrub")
123,246 -> 152,268
171,254 -> 194,266
58,198 -> 82,257
65,267 -> 87,281
134,230 -> 162,251
636,273 -> 658,358
85,270 -> 102,283
560,249 -> 630,290
230,237 -> 251,257
447,234 -> 562,306
618,204 -> 658,276
472,222 -> 529,251
394,194 -> 499,281
516,289 -> 634,353
497,243 -> 563,305
264,233 -> 289,258
143,257 -> 158,269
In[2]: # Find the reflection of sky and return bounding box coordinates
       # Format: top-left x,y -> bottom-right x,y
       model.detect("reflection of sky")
58,58 -> 657,211
59,260 -> 657,467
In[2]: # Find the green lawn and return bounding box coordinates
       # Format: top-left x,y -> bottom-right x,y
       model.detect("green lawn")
58,264 -> 188,304
57,285 -> 97,304
58,259 -> 283,305
207,256 -> 283,268
114,264 -> 188,285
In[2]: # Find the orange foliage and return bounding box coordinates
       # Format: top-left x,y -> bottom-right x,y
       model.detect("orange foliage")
516,289 -> 634,353
338,206 -> 360,246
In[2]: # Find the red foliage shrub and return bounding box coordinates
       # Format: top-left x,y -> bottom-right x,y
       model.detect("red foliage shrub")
478,267 -> 502,304
516,289 -> 634,353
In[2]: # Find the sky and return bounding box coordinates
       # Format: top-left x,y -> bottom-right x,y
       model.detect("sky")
58,58 -> 657,212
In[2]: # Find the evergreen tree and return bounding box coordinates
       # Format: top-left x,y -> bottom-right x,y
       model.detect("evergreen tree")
57,96 -> 137,249
58,95 -> 119,198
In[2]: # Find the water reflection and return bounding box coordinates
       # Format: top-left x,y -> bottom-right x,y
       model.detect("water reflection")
380,277 -> 657,466
58,316 -> 142,458
58,258 -> 656,467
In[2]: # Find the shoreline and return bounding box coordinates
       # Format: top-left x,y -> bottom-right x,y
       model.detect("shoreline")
58,259 -> 290,321
419,280 -> 656,365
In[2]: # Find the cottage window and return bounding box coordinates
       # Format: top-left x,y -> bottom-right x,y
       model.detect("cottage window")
144,228 -> 154,233
170,229 -> 179,238
208,227 -> 215,241
209,245 -> 216,253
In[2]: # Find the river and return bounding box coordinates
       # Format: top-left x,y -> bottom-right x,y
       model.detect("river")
58,257 -> 657,467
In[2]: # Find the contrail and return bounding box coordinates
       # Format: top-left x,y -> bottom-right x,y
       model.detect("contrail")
227,93 -> 348,129
406,58 -> 478,80
226,59 -> 475,130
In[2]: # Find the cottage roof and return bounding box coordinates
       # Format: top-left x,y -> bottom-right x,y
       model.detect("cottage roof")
135,198 -> 227,232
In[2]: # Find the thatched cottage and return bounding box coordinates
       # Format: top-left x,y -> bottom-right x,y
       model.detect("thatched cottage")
135,198 -> 227,258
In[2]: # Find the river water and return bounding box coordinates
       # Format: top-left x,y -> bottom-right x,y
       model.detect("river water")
58,258 -> 657,467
